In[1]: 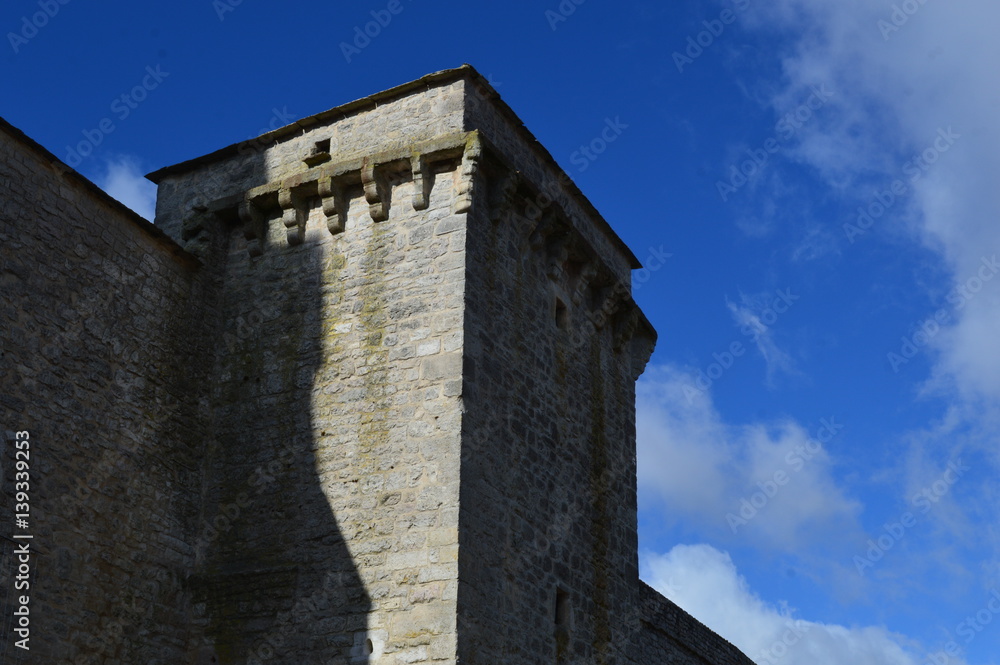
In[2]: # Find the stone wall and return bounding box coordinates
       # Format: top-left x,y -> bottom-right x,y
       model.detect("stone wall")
632,583 -> 755,665
152,84 -> 472,663
454,131 -> 657,665
0,119 -> 212,664
460,76 -> 639,287
0,66 -> 756,665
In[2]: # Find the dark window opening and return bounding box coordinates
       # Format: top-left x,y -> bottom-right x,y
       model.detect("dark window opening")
304,138 -> 332,166
555,587 -> 572,659
555,298 -> 569,329
555,588 -> 571,627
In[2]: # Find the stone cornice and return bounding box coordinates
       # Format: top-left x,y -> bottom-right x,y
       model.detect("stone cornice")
186,129 -> 655,363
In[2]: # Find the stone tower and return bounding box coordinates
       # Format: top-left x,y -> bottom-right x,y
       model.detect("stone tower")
0,66 -> 752,665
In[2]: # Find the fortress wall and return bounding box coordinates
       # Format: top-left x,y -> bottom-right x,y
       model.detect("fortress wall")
0,121 -> 212,663
155,96 -> 469,664
0,66 -> 757,665
631,583 -> 756,665
455,147 -> 655,664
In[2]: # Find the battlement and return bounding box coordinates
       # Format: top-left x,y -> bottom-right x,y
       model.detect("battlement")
150,66 -> 638,280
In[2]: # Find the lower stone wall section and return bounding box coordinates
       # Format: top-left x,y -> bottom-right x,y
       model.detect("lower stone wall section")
0,119 -> 213,664
630,583 -> 755,665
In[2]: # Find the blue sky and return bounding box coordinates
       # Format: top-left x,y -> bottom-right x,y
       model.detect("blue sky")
4,1 -> 998,663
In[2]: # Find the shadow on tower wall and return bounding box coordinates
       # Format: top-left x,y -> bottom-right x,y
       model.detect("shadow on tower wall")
190,186 -> 372,665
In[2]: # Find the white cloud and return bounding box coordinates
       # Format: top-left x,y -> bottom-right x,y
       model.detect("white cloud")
637,364 -> 862,552
96,156 -> 157,221
642,543 -> 933,665
723,5 -> 1000,592
710,0 -> 1000,617
738,0 -> 1000,408
726,292 -> 797,383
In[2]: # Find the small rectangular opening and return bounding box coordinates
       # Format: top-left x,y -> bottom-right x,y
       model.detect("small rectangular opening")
554,587 -> 572,660
555,588 -> 571,627
304,139 -> 333,166
555,298 -> 569,329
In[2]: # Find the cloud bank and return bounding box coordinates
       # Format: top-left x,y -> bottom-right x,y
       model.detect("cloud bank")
642,544 -> 930,665
637,364 -> 862,552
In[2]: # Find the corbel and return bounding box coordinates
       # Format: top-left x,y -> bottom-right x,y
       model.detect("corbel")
613,306 -> 640,352
318,175 -> 347,235
278,187 -> 307,246
177,209 -> 216,260
362,157 -> 390,222
572,261 -> 599,306
546,233 -> 570,281
528,210 -> 557,253
453,133 -> 483,214
410,151 -> 431,211
238,197 -> 266,257
490,169 -> 520,225
181,210 -> 207,243
590,280 -> 629,331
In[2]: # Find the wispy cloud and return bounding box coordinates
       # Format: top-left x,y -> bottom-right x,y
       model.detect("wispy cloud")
791,223 -> 839,263
726,292 -> 798,384
95,156 -> 157,221
721,0 -> 1000,639
740,0 -> 1000,409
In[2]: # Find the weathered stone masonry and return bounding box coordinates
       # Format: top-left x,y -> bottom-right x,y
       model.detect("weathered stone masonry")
0,117 -> 214,664
0,65 -> 754,665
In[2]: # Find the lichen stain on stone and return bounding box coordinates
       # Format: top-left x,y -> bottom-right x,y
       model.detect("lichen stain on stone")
357,222 -> 392,469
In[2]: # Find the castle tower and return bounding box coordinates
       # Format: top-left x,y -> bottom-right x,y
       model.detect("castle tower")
149,65 -> 657,664
1,66 -> 752,665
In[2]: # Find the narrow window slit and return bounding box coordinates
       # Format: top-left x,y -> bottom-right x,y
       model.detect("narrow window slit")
555,298 -> 569,329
